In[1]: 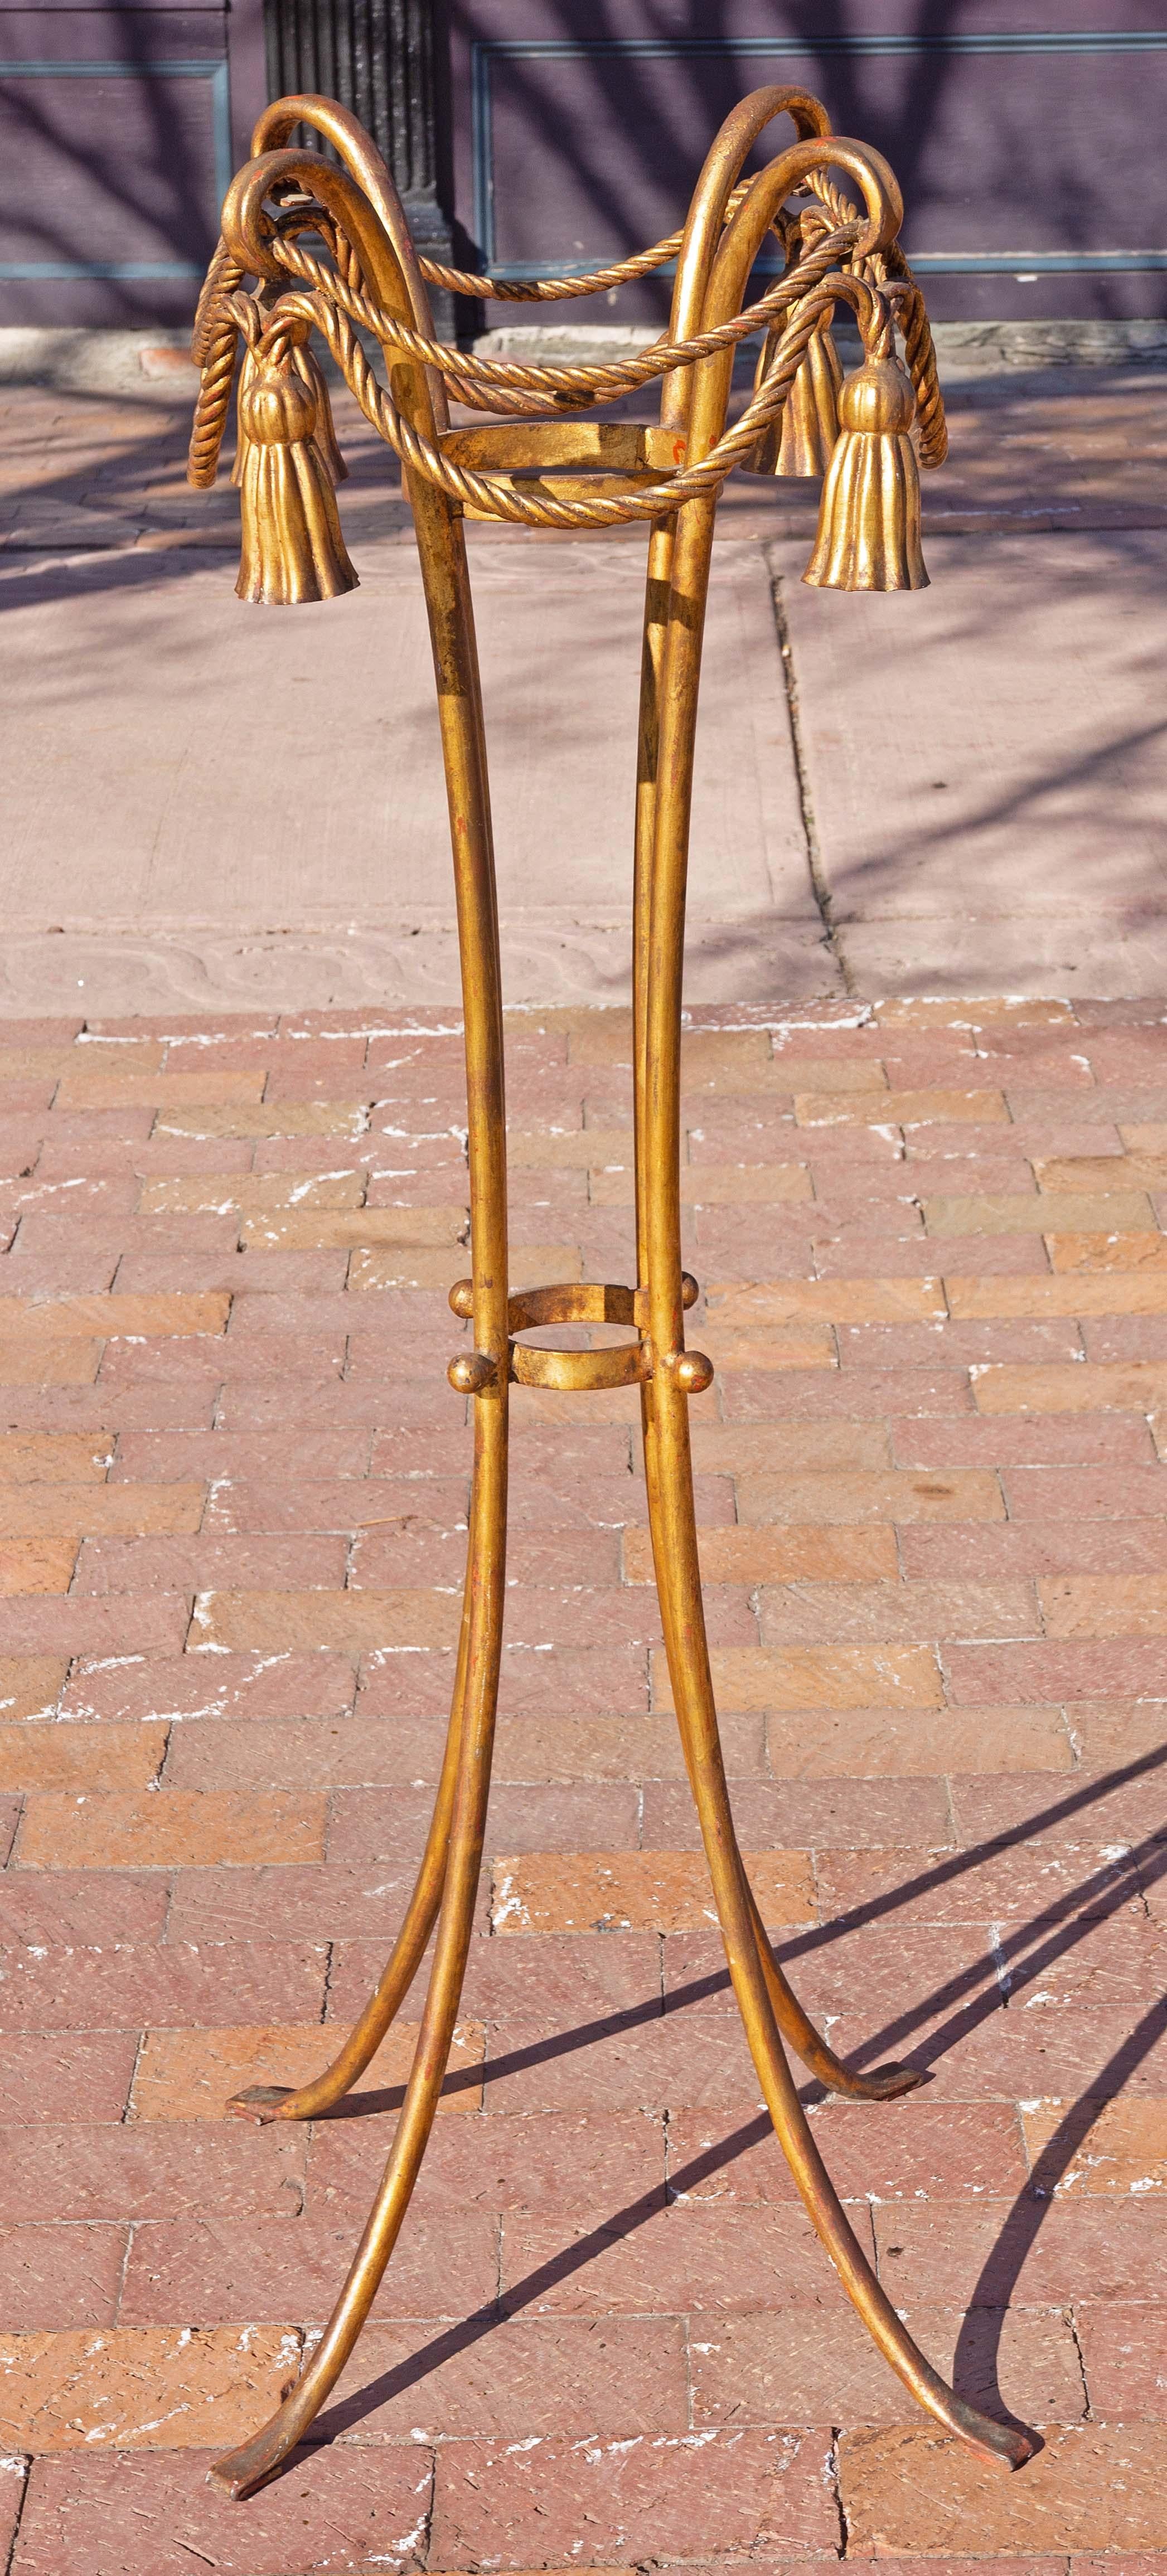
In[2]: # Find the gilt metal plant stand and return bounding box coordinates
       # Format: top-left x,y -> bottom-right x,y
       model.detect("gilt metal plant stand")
187,85 -> 1035,2499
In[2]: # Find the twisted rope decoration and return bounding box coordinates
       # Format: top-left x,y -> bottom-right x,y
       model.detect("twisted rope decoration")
268,274 -> 857,531
268,220 -> 859,415
798,174 -> 946,466
187,162 -> 947,499
411,182 -> 756,302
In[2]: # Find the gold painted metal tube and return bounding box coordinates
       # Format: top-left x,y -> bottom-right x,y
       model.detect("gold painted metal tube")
635,104 -> 1030,2468
209,120 -> 511,2497
635,88 -> 831,1257
635,103 -> 918,2108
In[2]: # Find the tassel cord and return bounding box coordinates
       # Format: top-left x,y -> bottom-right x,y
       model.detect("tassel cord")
267,221 -> 860,414
269,273 -> 870,530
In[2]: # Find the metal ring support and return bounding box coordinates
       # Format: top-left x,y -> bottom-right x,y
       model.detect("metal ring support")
447,1274 -> 709,1393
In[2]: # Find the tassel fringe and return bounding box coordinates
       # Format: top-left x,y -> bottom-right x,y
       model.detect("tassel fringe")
802,356 -> 928,592
235,355 -> 357,607
745,316 -> 842,479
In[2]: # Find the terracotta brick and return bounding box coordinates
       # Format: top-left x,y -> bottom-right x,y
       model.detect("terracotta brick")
734,1469 -> 1004,1524
0,1336 -> 99,1385
0,2322 -> 301,2451
623,1525 -> 898,1585
813,1836 -> 1141,1928
647,1775 -> 949,1850
11,2444 -> 433,2574
1001,1465 -> 1167,1519
0,1537 -> 76,1592
0,1433 -> 111,1482
900,1521 -> 1167,1579
590,1162 -> 813,1205
60,1647 -> 356,1723
653,1643 -> 941,1713
308,2106 -> 664,2220
0,1657 -> 66,1719
722,1367 -> 971,1423
0,2120 -> 306,2221
871,2194 -> 1167,2306
689,2300 -> 1082,2429
155,1098 -> 369,1138
240,1204 -> 465,1250
358,1639 -> 648,1720
0,1595 -> 189,1656
1069,2562 -> 1167,2576
927,1189 -> 1152,1235
491,1850 -> 814,1933
1040,1573 -> 1167,1637
74,1531 -> 348,1597
430,2425 -> 839,2567
685,1423 -> 894,1473
0,2458 -> 22,2565
1074,2301 -> 1167,2417
129,2018 -> 483,2119
1021,2097 -> 1167,2195
191,1585 -> 461,1652
954,1637 -> 1167,1701
0,2223 -> 126,2328
764,1703 -> 1071,1775
0,1937 -> 326,2034
0,2031 -> 138,2123
703,1278 -> 945,1326
696,1321 -> 837,1372
874,998 -> 1074,1031
0,1292 -> 229,1338
795,1088 -> 1007,1126
668,2098 -> 1029,2206
1050,1228 -> 1167,1272
1038,1151 -> 1167,1191
332,1779 -> 639,1867
896,1411 -> 1149,1473
326,2313 -> 689,2439
757,1578 -> 1037,1644
0,1482 -> 204,1538
118,2205 -> 497,2326
14,1788 -> 327,1869
839,2422 -> 1167,2555
351,1241 -> 579,1292
140,1170 -> 366,1214
502,2196 -> 870,2317
0,1721 -> 167,1792
119,1427 -> 372,1486
1069,1699 -> 1167,1764
53,1068 -> 266,1109
973,1360 -> 1167,1413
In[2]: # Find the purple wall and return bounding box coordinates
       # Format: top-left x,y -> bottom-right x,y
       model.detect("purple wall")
0,0 -> 264,324
448,2 -> 1167,324
4,3 -> 1165,328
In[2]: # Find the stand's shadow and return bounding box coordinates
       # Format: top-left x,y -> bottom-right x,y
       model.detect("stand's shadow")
293,1735 -> 1166,2453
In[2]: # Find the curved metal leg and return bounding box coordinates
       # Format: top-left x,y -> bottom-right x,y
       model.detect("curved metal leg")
634,343 -> 1032,2459
211,207 -> 512,2480
643,1411 -> 1029,2468
226,1618 -> 469,2124
209,1392 -> 507,2496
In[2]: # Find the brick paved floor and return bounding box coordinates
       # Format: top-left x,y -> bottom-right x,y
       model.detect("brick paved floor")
0,994 -> 1165,2572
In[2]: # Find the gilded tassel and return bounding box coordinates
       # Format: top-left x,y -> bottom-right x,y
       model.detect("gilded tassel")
743,312 -> 842,478
232,343 -> 347,492
802,355 -> 927,592
235,355 -> 358,607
